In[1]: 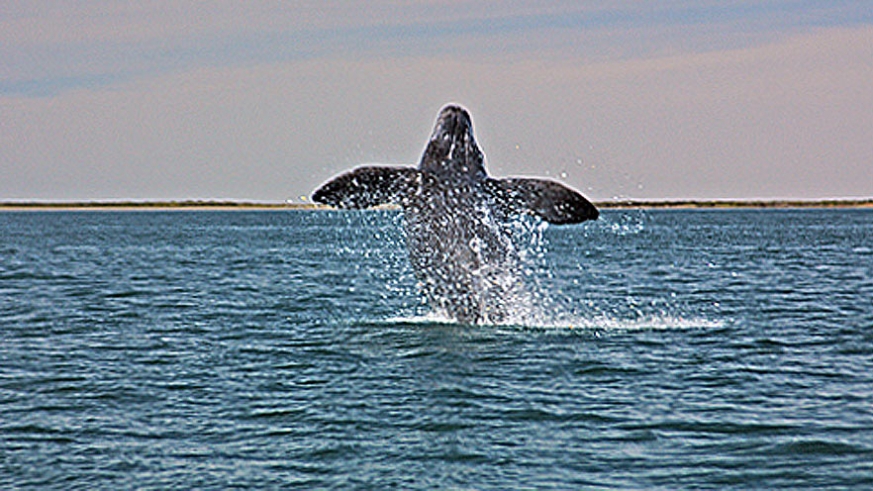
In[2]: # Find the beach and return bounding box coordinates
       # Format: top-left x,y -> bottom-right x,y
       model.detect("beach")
2,199 -> 872,211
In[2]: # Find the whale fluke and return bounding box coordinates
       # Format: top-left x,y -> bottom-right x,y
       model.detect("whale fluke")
485,177 -> 599,224
312,166 -> 418,209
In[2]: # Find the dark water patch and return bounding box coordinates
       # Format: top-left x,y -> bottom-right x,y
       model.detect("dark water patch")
769,439 -> 872,457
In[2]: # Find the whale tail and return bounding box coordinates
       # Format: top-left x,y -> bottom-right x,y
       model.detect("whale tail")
313,167 -> 598,224
312,166 -> 419,209
485,177 -> 599,224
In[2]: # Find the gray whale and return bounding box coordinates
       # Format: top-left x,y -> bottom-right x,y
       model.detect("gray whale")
313,105 -> 598,324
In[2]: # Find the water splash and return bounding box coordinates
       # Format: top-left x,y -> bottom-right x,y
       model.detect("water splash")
332,206 -> 720,332
378,210 -> 719,331
596,208 -> 648,235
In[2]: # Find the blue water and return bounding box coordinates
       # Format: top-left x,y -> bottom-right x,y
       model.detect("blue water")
2,209 -> 872,490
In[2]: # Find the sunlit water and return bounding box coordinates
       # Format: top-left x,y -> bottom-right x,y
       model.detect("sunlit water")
2,209 -> 872,490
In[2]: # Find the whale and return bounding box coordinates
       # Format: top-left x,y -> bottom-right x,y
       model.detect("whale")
312,104 -> 598,324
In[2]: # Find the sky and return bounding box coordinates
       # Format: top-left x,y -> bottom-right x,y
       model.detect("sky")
2,1 -> 872,203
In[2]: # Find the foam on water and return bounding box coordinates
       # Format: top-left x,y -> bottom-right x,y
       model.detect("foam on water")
385,311 -> 724,332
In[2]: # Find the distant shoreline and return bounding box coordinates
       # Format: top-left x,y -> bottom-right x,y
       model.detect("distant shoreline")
596,199 -> 873,209
1,199 -> 872,211
0,201 -> 323,211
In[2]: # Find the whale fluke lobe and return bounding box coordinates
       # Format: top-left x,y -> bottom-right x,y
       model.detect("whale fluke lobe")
485,177 -> 599,224
312,166 -> 418,209
312,104 -> 598,324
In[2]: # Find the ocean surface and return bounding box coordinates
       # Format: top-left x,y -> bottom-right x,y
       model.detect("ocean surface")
1,208 -> 872,490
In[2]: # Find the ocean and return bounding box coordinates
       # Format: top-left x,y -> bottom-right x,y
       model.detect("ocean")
2,209 -> 872,489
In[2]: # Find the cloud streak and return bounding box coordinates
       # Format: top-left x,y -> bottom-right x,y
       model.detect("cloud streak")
4,1 -> 871,95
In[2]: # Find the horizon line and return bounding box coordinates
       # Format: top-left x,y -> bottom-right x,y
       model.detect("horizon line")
2,198 -> 872,211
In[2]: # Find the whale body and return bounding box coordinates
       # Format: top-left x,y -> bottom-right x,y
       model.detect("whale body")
312,105 -> 598,324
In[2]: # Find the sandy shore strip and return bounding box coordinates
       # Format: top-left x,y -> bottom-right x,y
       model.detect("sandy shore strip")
0,201 -> 329,211
595,199 -> 873,209
1,199 -> 872,211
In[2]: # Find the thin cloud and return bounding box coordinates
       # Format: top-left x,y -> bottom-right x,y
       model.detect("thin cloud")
3,25 -> 871,201
3,1 -> 871,95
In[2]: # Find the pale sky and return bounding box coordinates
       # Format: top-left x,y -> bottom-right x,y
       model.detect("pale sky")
2,1 -> 872,202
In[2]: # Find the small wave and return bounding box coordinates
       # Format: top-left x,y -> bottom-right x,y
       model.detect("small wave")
768,439 -> 872,457
385,311 -> 462,326
539,315 -> 724,331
